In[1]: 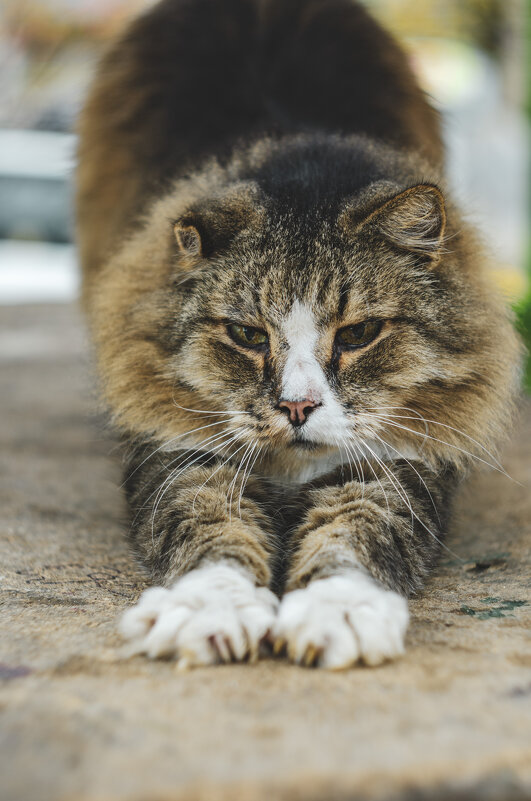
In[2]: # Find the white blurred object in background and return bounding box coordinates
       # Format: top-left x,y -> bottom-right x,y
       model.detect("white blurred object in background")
413,39 -> 529,274
0,30 -> 528,305
0,240 -> 78,304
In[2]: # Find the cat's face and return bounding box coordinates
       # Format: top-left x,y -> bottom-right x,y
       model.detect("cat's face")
92,157 -> 517,476
169,181 -> 476,468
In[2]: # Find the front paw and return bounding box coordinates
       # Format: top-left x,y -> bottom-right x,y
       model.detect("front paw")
273,572 -> 409,669
119,563 -> 278,668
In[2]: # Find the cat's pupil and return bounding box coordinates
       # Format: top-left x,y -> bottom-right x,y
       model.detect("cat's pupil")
337,320 -> 382,349
228,323 -> 268,348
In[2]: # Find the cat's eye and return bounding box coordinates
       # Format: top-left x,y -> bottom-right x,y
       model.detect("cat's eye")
336,319 -> 383,349
227,323 -> 269,349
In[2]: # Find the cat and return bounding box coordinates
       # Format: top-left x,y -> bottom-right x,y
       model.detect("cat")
77,0 -> 521,669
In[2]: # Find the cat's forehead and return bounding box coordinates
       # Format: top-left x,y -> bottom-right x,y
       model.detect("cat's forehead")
218,242 -> 389,327
215,266 -> 370,333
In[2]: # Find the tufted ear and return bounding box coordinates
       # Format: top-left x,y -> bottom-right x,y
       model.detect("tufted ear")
173,223 -> 202,257
343,183 -> 446,265
173,182 -> 263,263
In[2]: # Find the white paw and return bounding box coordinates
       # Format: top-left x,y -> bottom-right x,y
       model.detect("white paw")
119,563 -> 278,668
273,571 -> 409,669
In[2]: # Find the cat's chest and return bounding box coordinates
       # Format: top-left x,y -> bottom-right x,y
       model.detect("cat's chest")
259,441 -> 420,486
264,450 -> 345,485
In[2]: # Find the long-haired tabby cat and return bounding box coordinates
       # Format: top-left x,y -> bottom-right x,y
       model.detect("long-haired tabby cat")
77,0 -> 520,668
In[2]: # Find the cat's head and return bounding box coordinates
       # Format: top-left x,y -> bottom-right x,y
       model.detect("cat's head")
92,138 -> 519,475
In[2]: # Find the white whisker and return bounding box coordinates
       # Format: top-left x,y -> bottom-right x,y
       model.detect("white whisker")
227,441 -> 254,522
335,433 -> 354,484
129,426 -> 242,529
369,406 -> 506,471
356,437 -> 462,561
171,401 -> 249,416
354,438 -> 392,521
121,417 -> 241,488
238,443 -> 262,518
368,416 -> 514,479
150,428 -> 246,543
191,438 -> 250,514
370,430 -> 441,525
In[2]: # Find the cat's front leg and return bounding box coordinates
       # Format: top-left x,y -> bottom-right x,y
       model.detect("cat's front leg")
119,444 -> 278,667
274,461 -> 456,669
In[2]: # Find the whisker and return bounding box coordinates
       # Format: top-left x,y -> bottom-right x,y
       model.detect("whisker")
171,400 -> 249,416
145,427 -> 242,509
369,407 -> 507,471
357,437 -> 462,561
335,433 -> 354,484
370,430 -> 441,524
129,426 -> 242,530
148,435 -> 233,536
120,417 -> 240,488
191,438 -> 250,514
231,440 -> 258,520
344,435 -> 367,500
368,416 -> 515,480
354,438 -> 392,522
227,441 -> 254,522
149,428 -> 245,543
362,438 -> 432,546
338,431 -> 365,495
238,443 -> 262,518
160,428 -> 245,507
357,408 -> 429,451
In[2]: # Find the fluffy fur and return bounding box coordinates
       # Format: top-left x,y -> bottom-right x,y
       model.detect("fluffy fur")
77,0 -> 521,668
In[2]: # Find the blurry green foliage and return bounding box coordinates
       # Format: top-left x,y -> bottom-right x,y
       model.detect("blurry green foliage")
515,290 -> 531,391
517,0 -> 531,391
368,0 -> 508,53
461,0 -> 505,54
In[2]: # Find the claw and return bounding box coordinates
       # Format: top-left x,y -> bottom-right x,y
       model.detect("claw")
209,634 -> 232,663
248,641 -> 259,663
303,644 -> 321,667
273,637 -> 286,656
287,640 -> 299,663
176,656 -> 191,672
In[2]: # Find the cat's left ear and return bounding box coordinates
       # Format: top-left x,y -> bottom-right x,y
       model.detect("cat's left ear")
343,184 -> 446,265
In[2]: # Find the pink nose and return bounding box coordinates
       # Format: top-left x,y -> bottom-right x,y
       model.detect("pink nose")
278,398 -> 320,426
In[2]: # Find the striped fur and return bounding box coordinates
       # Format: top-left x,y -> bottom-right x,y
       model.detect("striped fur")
77,0 -> 521,666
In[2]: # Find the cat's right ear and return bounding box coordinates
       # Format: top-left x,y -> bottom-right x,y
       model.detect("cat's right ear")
173,222 -> 202,259
172,182 -> 264,266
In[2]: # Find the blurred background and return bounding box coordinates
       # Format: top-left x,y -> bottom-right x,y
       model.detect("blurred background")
0,0 -> 529,380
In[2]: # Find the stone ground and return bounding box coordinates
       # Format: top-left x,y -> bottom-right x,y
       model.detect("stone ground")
0,303 -> 530,801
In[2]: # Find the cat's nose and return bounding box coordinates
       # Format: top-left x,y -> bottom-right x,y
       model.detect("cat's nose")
278,398 -> 321,426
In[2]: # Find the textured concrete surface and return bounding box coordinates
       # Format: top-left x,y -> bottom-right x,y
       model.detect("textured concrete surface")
1,303 -> 530,801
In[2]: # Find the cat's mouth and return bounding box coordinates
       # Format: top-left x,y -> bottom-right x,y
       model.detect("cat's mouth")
288,439 -> 321,451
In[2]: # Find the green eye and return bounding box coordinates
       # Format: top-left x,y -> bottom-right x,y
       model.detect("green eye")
227,323 -> 269,349
336,320 -> 383,349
